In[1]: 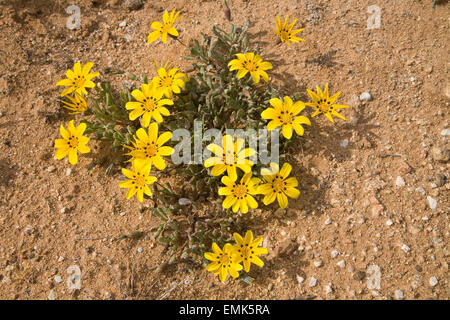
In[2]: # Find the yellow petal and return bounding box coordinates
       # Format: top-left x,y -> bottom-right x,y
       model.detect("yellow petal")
147,30 -> 161,43
68,148 -> 78,165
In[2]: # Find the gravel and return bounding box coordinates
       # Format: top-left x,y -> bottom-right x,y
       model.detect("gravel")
429,277 -> 438,287
415,187 -> 426,195
435,174 -> 447,187
309,277 -> 317,287
401,244 -> 411,253
331,250 -> 339,258
324,283 -> 333,294
336,260 -> 346,268
427,196 -> 437,210
431,146 -> 450,162
366,265 -> 381,290
395,176 -> 406,187
353,270 -> 366,281
23,225 -> 33,235
48,289 -> 57,300
296,275 -> 304,284
394,289 -> 404,300
359,92 -> 373,101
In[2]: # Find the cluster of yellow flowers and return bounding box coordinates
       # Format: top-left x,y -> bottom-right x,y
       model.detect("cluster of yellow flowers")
53,8 -> 351,283
54,58 -> 187,201
204,230 -> 268,282
54,61 -> 99,165
204,134 -> 300,212
119,61 -> 187,202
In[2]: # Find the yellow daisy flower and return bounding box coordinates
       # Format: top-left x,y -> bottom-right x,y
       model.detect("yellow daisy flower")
151,66 -> 186,98
204,135 -> 255,181
228,53 -> 273,84
305,83 -> 351,123
119,159 -> 157,202
147,8 -> 181,44
232,230 -> 268,272
126,83 -> 173,126
123,123 -> 174,170
258,162 -> 300,209
261,96 -> 311,139
204,243 -> 243,282
54,120 -> 90,165
219,172 -> 260,214
56,62 -> 99,97
274,15 -> 305,46
61,93 -> 88,114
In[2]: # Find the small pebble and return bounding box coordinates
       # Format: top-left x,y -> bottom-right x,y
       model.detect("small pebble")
48,289 -> 58,300
119,211 -> 127,216
435,174 -> 446,187
340,139 -> 349,147
324,283 -> 333,294
359,91 -> 373,101
386,219 -> 393,226
54,276 -> 63,283
336,260 -> 346,268
119,21 -> 127,27
395,176 -> 406,187
394,290 -> 404,300
308,277 -> 317,287
23,225 -> 33,235
65,168 -> 72,176
353,270 -> 366,281
366,265 -> 381,290
331,250 -> 339,258
324,218 -> 332,225
429,276 -> 438,287
137,247 -> 143,253
415,187 -> 426,195
401,244 -> 410,253
441,129 -> 450,136
296,275 -> 304,284
313,260 -> 323,268
427,196 -> 437,210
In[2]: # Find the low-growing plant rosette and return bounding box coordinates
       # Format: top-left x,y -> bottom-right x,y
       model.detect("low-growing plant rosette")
51,6 -> 351,285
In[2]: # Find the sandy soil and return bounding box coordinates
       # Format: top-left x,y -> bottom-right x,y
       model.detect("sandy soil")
0,0 -> 448,300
